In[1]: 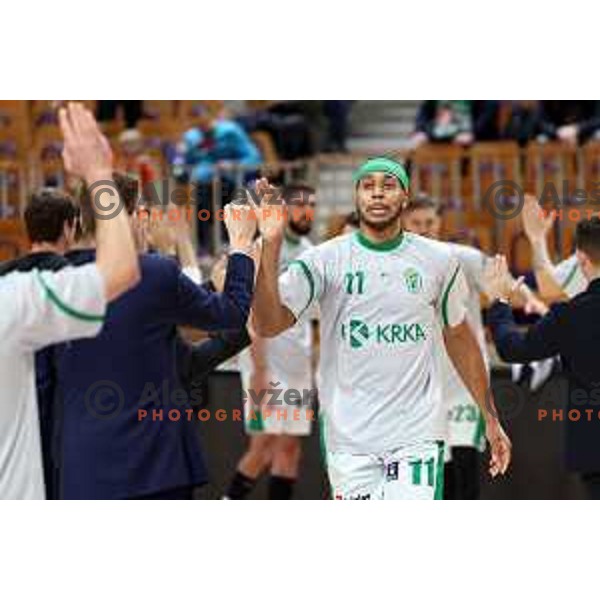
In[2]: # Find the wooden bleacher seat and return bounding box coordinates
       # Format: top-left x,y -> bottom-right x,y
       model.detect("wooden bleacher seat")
411,144 -> 463,201
524,141 -> 577,201
0,219 -> 27,260
468,141 -> 521,212
30,125 -> 66,188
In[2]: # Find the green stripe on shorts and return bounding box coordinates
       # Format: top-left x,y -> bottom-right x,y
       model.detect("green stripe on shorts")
434,441 -> 445,500
247,408 -> 265,433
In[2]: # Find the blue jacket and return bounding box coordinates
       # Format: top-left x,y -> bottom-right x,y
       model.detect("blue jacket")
55,249 -> 254,499
488,278 -> 600,473
182,120 -> 262,183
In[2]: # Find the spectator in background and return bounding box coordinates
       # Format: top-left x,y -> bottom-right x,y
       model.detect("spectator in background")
173,101 -> 262,252
323,101 -> 353,153
240,101 -> 316,161
177,101 -> 262,185
97,100 -> 143,130
412,101 -> 499,148
412,101 -> 475,147
501,101 -> 554,147
542,101 -> 600,146
117,129 -> 160,187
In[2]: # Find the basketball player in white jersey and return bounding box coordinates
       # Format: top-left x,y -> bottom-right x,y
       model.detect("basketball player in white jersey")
251,157 -> 511,500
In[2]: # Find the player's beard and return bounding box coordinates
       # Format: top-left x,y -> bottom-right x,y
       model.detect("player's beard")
356,203 -> 403,232
288,218 -> 312,236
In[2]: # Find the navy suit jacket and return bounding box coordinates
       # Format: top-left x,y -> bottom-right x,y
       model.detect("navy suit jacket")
55,249 -> 254,499
488,279 -> 600,473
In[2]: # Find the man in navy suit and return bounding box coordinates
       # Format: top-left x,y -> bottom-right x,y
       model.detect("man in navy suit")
54,177 -> 258,499
485,217 -> 600,499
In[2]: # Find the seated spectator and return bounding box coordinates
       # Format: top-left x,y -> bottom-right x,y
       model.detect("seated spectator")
412,101 -> 499,148
542,101 -> 600,146
117,129 -> 161,187
239,101 -> 316,161
173,102 -> 262,253
501,101 -> 554,146
323,101 -> 353,153
176,102 -> 262,185
412,101 -> 475,147
96,100 -> 143,129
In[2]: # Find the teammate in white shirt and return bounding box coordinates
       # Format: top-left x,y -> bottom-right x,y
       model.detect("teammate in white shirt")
522,194 -> 588,300
252,157 -> 511,500
401,195 -> 542,498
225,184 -> 317,500
0,103 -> 141,499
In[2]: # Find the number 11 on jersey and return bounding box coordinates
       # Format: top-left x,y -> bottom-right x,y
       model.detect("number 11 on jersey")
344,271 -> 365,294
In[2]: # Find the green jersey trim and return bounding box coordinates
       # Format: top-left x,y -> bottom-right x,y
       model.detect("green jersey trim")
560,262 -> 579,291
37,271 -> 105,323
284,230 -> 302,246
288,259 -> 315,317
434,441 -> 445,500
441,265 -> 461,327
354,230 -> 405,253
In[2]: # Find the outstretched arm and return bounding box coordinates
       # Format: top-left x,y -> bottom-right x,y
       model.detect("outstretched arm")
59,103 -> 140,301
252,178 -> 297,337
522,194 -> 567,302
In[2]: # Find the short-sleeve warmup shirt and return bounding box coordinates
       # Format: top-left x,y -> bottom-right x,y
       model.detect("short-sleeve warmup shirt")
554,253 -> 587,298
0,265 -> 106,499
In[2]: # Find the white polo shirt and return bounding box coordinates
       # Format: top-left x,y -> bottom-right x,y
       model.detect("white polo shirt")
0,264 -> 106,499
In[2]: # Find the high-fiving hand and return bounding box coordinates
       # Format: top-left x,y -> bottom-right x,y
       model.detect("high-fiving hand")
482,255 -> 524,303
253,177 -> 286,241
522,193 -> 555,244
58,102 -> 113,183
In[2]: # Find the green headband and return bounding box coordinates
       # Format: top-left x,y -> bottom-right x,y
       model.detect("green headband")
353,157 -> 410,191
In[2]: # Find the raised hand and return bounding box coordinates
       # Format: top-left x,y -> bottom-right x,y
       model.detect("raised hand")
522,193 -> 555,243
482,255 -> 523,302
58,102 -> 113,183
223,201 -> 257,251
253,177 -> 286,241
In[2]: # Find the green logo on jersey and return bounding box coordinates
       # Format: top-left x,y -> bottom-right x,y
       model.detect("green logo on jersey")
349,319 -> 369,348
403,267 -> 423,294
341,319 -> 426,349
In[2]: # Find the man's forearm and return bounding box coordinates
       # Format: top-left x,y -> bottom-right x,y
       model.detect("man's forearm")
443,322 -> 496,422
93,173 -> 140,301
253,235 -> 294,337
530,238 -> 568,302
